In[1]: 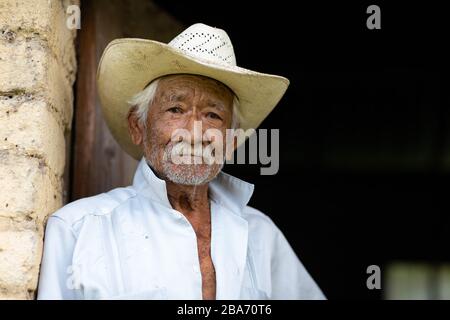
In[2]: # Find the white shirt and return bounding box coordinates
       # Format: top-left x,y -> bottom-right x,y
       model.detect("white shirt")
37,158 -> 325,300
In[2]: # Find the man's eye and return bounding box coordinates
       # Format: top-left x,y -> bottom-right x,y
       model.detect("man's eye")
167,106 -> 183,114
207,112 -> 222,120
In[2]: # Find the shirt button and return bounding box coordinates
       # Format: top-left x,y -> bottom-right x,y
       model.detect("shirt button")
193,265 -> 200,274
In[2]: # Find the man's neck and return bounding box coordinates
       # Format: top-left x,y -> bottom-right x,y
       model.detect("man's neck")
165,181 -> 211,219
145,161 -> 211,220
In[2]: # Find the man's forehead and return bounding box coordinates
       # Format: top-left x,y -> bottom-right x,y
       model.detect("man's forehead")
157,74 -> 233,97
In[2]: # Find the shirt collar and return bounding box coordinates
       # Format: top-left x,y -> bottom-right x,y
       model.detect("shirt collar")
132,157 -> 255,215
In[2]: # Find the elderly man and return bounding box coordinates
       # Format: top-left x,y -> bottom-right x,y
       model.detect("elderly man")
37,23 -> 325,300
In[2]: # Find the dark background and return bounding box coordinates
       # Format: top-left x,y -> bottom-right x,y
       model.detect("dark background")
152,1 -> 450,299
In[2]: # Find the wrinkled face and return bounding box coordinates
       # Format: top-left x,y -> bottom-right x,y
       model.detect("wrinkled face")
129,74 -> 234,185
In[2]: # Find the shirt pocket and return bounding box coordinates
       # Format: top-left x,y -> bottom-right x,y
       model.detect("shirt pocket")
240,246 -> 270,299
104,287 -> 168,300
239,286 -> 269,300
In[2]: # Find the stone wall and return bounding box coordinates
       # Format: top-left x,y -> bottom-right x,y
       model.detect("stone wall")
0,0 -> 78,299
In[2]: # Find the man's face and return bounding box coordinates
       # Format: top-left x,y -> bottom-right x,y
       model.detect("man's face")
129,74 -> 234,185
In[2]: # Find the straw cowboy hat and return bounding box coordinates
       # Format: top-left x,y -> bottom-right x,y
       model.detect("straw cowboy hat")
97,23 -> 290,160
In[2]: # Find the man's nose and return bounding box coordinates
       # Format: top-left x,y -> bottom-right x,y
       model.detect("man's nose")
183,111 -> 206,145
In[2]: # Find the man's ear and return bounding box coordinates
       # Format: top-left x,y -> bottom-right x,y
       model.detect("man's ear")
127,106 -> 144,146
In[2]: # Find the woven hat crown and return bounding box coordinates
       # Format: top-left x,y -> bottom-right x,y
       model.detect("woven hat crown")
168,23 -> 237,66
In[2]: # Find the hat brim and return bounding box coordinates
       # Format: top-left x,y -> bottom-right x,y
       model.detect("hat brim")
96,38 -> 290,160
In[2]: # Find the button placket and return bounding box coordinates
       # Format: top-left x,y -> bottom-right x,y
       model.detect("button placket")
193,264 -> 200,274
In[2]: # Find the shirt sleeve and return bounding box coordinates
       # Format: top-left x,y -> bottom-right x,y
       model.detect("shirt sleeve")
270,227 -> 326,300
37,216 -> 82,300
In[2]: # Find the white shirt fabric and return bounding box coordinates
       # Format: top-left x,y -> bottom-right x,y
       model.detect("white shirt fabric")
37,158 -> 325,300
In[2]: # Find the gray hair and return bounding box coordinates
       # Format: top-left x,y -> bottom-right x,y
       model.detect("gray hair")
128,78 -> 240,129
